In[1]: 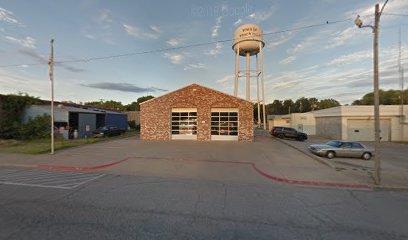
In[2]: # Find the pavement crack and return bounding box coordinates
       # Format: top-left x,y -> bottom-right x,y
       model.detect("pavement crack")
222,184 -> 227,216
194,193 -> 201,215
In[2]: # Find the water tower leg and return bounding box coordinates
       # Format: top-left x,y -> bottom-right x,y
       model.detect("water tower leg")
260,41 -> 267,130
234,44 -> 240,97
256,54 -> 261,128
246,52 -> 250,101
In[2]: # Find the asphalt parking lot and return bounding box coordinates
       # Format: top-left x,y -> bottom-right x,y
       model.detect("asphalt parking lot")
274,135 -> 408,188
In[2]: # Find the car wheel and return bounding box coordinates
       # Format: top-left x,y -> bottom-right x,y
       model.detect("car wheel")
362,152 -> 371,160
278,134 -> 284,139
326,151 -> 335,159
297,136 -> 305,141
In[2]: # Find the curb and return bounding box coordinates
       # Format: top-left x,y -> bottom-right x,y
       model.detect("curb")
37,156 -> 371,190
272,137 -> 336,169
37,157 -> 130,171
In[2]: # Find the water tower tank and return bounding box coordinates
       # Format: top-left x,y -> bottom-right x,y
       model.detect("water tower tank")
232,24 -> 265,56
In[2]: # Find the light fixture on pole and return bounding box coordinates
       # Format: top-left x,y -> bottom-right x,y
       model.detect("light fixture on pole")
354,0 -> 389,185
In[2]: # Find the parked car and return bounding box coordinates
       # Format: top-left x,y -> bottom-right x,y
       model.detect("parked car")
92,126 -> 126,137
270,126 -> 308,141
308,140 -> 373,160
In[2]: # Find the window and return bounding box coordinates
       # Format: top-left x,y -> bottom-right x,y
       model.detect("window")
211,110 -> 238,138
352,143 -> 363,149
171,111 -> 197,135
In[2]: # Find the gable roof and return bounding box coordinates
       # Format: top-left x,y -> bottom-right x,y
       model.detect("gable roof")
140,83 -> 252,105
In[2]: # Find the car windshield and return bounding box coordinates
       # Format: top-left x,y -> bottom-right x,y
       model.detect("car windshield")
326,141 -> 342,147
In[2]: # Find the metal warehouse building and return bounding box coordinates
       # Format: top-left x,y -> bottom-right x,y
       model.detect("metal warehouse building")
140,84 -> 253,141
23,104 -> 128,138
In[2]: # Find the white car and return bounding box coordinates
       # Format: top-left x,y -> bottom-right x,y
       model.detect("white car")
308,140 -> 374,160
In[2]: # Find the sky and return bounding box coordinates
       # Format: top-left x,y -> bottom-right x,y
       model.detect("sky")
0,0 -> 408,105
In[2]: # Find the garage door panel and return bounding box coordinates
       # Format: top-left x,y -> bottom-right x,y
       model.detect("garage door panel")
171,109 -> 197,140
211,109 -> 238,141
347,119 -> 390,141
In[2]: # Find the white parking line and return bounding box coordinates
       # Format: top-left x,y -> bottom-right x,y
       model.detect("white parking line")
0,168 -> 104,189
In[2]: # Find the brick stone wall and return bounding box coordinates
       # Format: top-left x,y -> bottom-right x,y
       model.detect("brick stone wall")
140,84 -> 253,141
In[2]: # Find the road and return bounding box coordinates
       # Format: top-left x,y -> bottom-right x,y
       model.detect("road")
1,168 -> 407,240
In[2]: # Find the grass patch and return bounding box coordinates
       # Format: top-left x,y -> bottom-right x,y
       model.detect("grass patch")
0,130 -> 137,154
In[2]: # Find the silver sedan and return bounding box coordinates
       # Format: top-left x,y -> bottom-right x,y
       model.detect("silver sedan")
308,140 -> 374,160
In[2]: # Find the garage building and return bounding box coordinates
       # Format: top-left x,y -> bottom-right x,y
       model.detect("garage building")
314,105 -> 408,142
140,84 -> 253,141
23,104 -> 128,138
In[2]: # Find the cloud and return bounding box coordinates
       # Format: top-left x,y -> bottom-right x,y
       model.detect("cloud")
266,32 -> 293,50
18,48 -> 85,73
163,52 -> 184,64
326,26 -> 367,49
0,7 -> 20,25
166,38 -> 183,47
280,56 -> 296,65
5,36 -> 36,48
184,63 -> 206,71
327,50 -> 371,66
211,16 -> 223,38
206,42 -> 223,56
123,23 -> 161,40
81,82 -> 167,93
216,74 -> 234,85
98,9 -> 113,24
246,6 -> 275,23
234,19 -> 242,26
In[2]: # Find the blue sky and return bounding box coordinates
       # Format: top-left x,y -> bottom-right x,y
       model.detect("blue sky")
1,0 -> 408,105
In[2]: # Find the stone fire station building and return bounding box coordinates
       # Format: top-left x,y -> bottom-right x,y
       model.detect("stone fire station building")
140,84 -> 253,141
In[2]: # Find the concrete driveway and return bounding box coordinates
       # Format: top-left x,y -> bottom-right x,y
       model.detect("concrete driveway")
0,134 -> 372,188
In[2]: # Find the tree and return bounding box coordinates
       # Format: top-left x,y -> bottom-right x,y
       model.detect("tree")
352,89 -> 408,105
124,95 -> 154,111
0,93 -> 41,139
294,97 -> 311,113
84,100 -> 125,111
282,99 -> 295,114
318,98 -> 340,109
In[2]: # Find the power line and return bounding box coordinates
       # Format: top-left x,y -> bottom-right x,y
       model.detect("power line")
383,12 -> 408,17
0,17 -> 354,69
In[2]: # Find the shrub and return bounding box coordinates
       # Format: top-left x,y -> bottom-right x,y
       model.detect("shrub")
19,114 -> 50,140
128,120 -> 137,129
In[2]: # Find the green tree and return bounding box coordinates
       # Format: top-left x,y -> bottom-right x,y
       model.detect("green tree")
84,100 -> 125,111
352,89 -> 408,105
318,98 -> 340,109
19,114 -> 51,140
282,99 -> 295,114
0,93 -> 41,139
124,95 -> 154,111
294,97 -> 311,113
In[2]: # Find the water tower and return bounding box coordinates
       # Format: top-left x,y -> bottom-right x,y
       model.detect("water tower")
232,24 -> 266,129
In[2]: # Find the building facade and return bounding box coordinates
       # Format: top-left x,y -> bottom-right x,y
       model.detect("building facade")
140,84 -> 253,141
23,104 -> 128,139
267,105 -> 408,142
268,112 -> 316,135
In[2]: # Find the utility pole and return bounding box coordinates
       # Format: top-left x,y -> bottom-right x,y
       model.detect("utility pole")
355,0 -> 389,185
49,39 -> 55,155
373,3 -> 381,185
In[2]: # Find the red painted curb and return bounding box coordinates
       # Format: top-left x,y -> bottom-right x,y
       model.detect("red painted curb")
37,156 -> 371,189
37,157 -> 130,171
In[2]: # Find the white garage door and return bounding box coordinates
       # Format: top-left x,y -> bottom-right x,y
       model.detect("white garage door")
211,108 -> 238,141
171,108 -> 197,140
347,119 -> 390,142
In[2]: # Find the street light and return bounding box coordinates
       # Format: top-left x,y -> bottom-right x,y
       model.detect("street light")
354,0 -> 389,185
